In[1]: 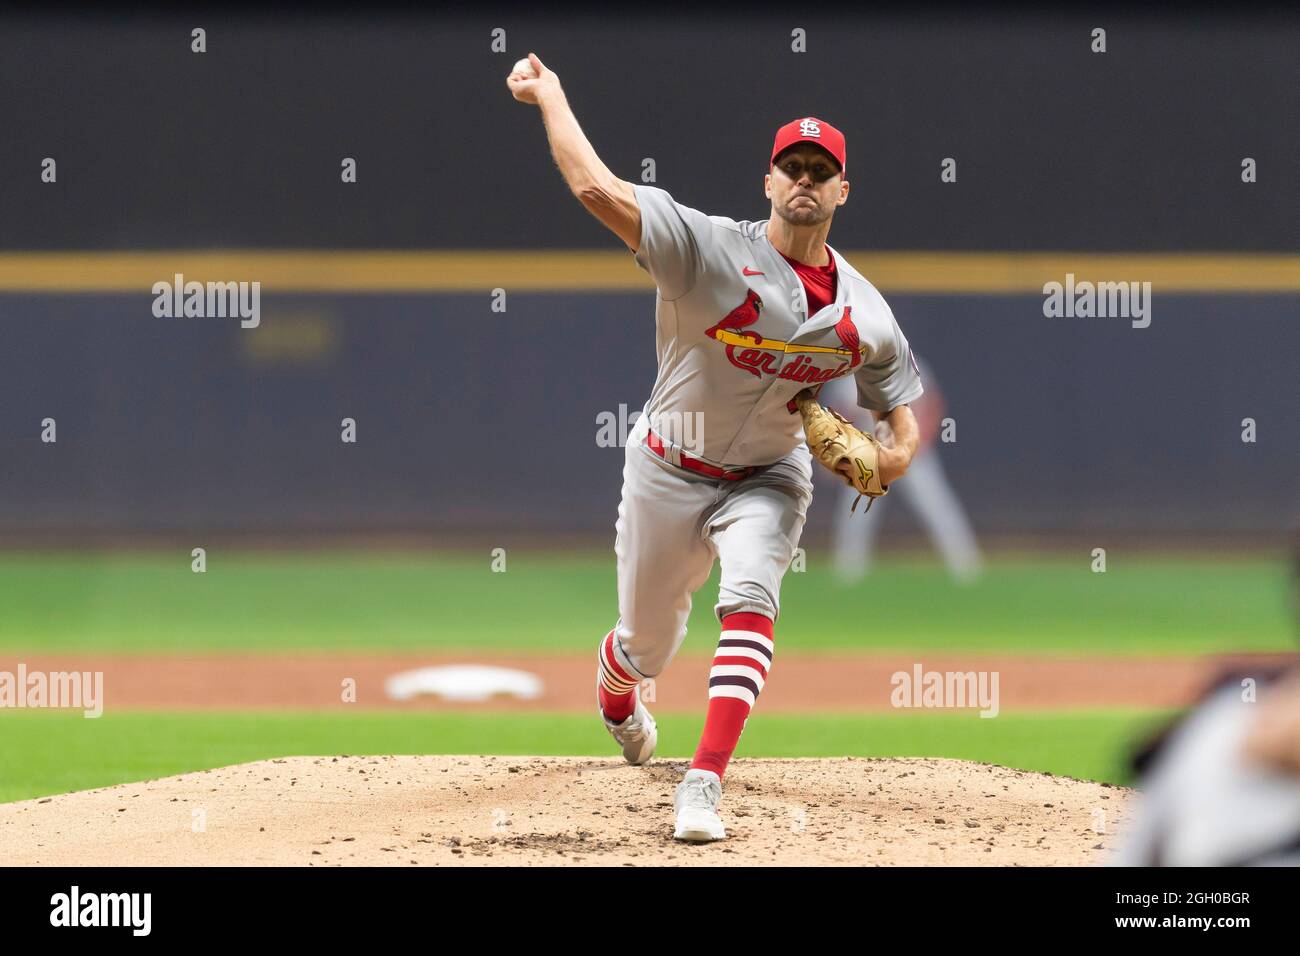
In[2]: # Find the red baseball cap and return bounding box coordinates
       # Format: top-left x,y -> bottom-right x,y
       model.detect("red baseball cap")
771,117 -> 846,173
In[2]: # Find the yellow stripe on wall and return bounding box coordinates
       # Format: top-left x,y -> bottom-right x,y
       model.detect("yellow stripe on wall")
0,251 -> 1296,293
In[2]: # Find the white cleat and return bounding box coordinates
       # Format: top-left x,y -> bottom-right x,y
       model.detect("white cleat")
673,768 -> 726,842
601,692 -> 657,766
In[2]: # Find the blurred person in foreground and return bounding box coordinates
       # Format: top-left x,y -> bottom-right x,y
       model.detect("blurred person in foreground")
1113,531 -> 1300,866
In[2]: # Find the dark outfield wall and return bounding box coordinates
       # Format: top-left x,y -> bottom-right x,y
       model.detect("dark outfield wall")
0,291 -> 1293,536
0,11 -> 1296,251
0,11 -> 1294,539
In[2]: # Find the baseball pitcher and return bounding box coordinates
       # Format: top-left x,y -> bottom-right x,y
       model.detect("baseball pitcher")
508,54 -> 924,842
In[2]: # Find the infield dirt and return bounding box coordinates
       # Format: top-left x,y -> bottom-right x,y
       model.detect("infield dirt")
0,755 -> 1132,866
3,652 -> 1289,711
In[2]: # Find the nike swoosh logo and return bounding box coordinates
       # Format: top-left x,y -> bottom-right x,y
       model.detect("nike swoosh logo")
742,267 -> 765,276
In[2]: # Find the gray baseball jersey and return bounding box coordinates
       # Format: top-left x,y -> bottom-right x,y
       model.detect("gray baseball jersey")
602,184 -> 924,684
632,184 -> 924,470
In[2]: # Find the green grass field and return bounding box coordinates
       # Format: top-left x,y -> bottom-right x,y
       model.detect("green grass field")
0,550 -> 1291,654
0,708 -> 1172,802
0,550 -> 1288,802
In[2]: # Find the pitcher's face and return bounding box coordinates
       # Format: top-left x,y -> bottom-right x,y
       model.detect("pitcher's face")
766,145 -> 849,227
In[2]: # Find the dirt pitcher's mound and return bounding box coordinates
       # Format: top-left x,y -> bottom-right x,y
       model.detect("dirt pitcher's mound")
0,755 -> 1132,866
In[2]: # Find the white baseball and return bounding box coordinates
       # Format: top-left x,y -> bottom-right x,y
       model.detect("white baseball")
509,57 -> 537,79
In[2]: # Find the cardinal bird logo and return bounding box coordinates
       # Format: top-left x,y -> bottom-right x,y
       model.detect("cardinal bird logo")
704,289 -> 766,377
707,298 -> 865,386
833,307 -> 864,372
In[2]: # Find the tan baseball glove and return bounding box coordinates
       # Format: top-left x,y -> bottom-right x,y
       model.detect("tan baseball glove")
794,389 -> 888,512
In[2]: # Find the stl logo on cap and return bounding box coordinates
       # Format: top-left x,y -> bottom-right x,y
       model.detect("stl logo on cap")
771,116 -> 846,171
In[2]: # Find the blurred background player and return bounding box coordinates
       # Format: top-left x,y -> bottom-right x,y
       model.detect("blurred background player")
820,355 -> 983,584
